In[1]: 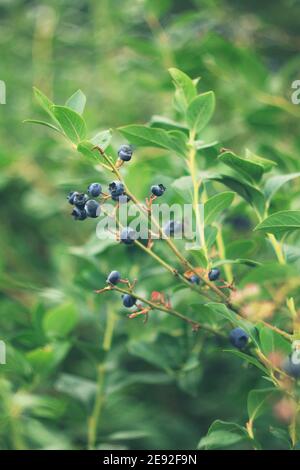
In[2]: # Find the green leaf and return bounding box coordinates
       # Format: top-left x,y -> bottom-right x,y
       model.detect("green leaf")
218,151 -> 264,183
186,245 -> 208,268
33,87 -> 56,118
213,258 -> 260,268
43,302 -> 78,339
212,175 -> 265,215
27,342 -> 70,375
77,141 -> 99,162
90,129 -> 112,150
149,115 -> 188,134
264,173 -> 300,203
245,149 -> 276,172
205,226 -> 218,249
65,89 -> 86,115
241,263 -> 294,286
204,191 -> 235,225
247,388 -> 276,424
198,420 -> 251,450
254,210 -> 300,236
206,303 -> 259,344
52,105 -> 87,143
118,124 -> 187,154
258,325 -> 291,356
169,68 -> 197,109
23,119 -> 63,134
186,91 -> 215,134
224,350 -> 269,374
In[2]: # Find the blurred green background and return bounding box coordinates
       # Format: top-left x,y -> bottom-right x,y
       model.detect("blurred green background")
0,0 -> 300,450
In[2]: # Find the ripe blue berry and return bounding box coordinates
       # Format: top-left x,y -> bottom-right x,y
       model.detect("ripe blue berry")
164,220 -> 182,237
229,328 -> 249,350
107,271 -> 121,285
120,227 -> 137,245
88,182 -> 102,197
151,184 -> 166,197
122,294 -> 136,308
208,268 -> 220,281
73,192 -> 89,208
109,181 -> 125,197
67,191 -> 78,205
71,206 -> 87,221
118,145 -> 133,162
85,200 -> 101,218
190,274 -> 200,285
282,356 -> 300,378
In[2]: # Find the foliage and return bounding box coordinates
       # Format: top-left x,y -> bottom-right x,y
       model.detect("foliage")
1,0 -> 300,451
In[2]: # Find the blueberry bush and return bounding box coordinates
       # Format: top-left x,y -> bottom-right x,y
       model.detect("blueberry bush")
1,0 -> 300,451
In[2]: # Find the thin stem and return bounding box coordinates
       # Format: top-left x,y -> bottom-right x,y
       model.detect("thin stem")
216,226 -> 233,283
268,233 -> 285,265
188,130 -> 207,259
87,364 -> 106,450
106,285 -> 226,338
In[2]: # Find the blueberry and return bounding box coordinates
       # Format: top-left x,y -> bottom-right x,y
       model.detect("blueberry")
88,182 -> 102,197
190,274 -> 200,285
164,220 -> 182,237
229,327 -> 249,350
120,227 -> 137,245
73,192 -> 89,208
109,181 -> 125,197
67,191 -> 78,205
122,294 -> 136,308
151,184 -> 166,197
118,145 -> 133,162
85,200 -> 101,218
282,356 -> 300,378
107,270 -> 121,285
71,206 -> 87,221
208,268 -> 220,281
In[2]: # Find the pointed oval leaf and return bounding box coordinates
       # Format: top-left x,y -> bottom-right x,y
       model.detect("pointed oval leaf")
211,174 -> 266,216
43,302 -> 78,339
247,388 -> 277,424
204,191 -> 235,225
90,129 -> 112,150
198,420 -> 251,450
118,125 -> 186,154
254,210 -> 300,236
169,68 -> 197,109
52,105 -> 87,143
65,89 -> 86,115
264,173 -> 300,203
218,151 -> 264,183
186,91 -> 215,134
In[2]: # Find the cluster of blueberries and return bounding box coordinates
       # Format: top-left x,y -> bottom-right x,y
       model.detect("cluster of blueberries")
67,180 -> 167,222
68,183 -> 102,221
